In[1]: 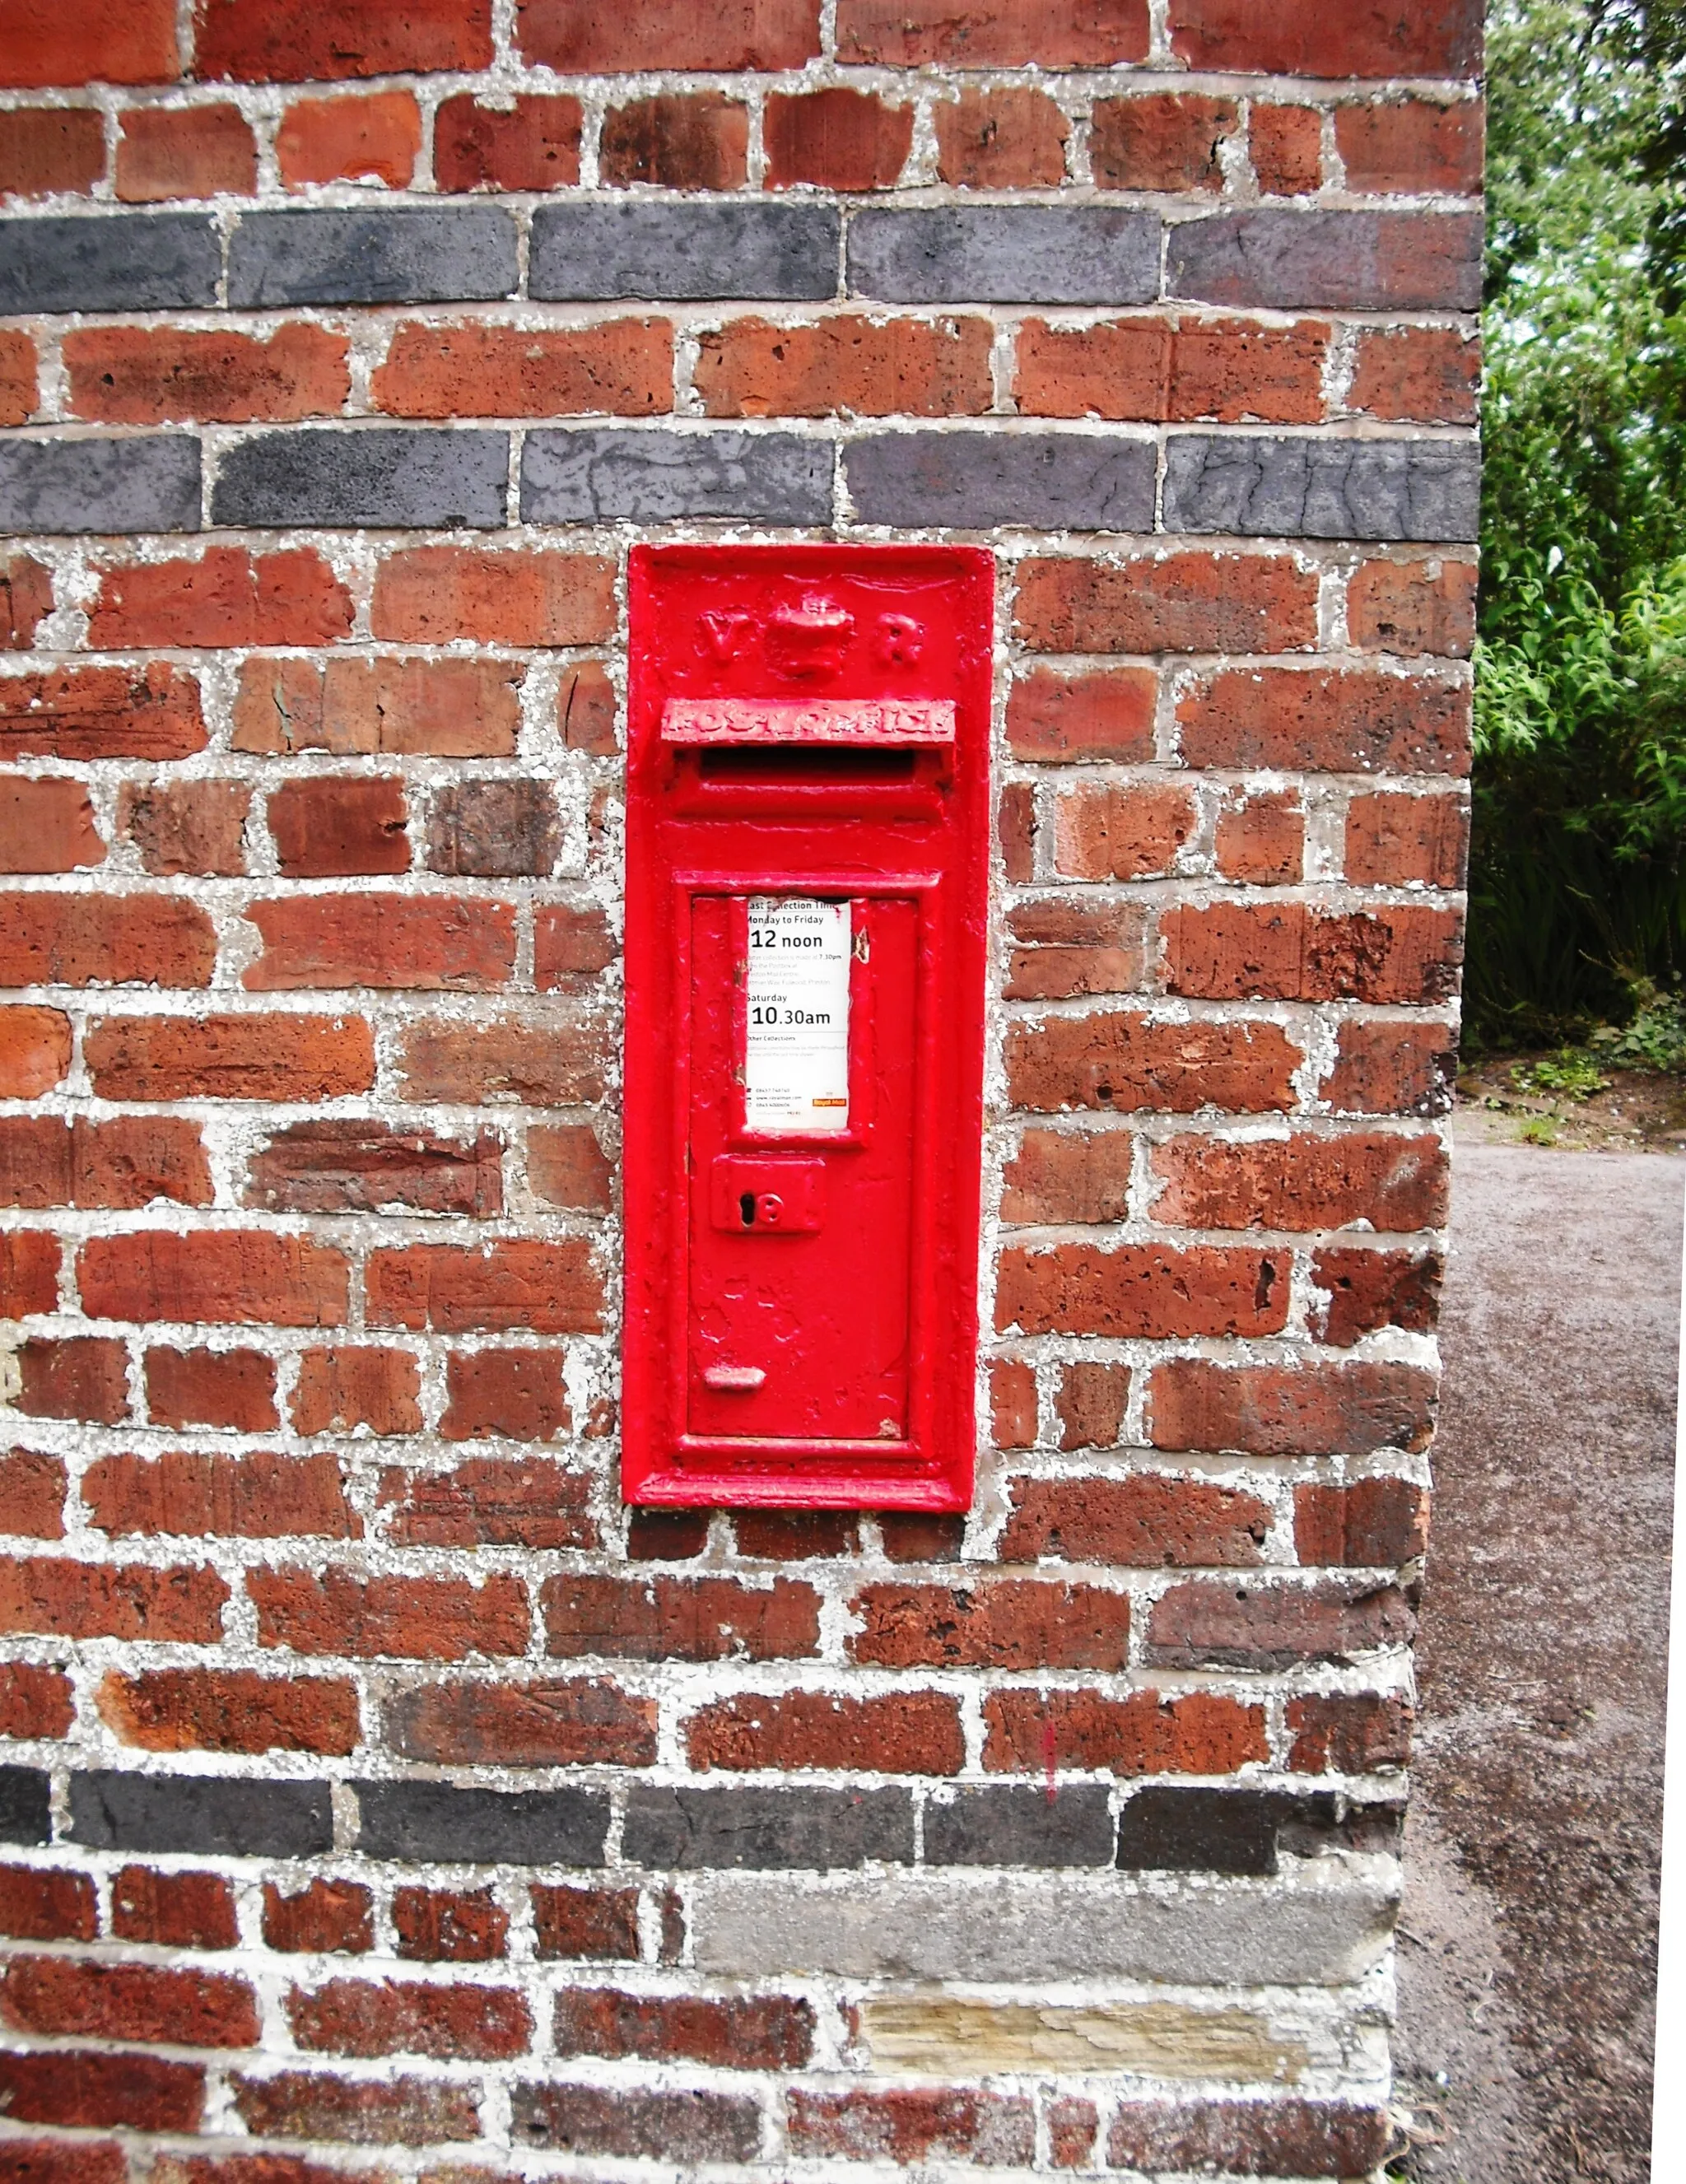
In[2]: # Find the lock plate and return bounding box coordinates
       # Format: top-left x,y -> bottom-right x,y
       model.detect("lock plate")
709,1155 -> 827,1234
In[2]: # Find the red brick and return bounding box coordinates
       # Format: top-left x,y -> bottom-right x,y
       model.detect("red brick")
435,1353 -> 570,1444
151,2158 -> 375,2184
86,1013 -> 372,1105
1348,324 -> 1479,424
263,1880 -> 373,1955
1215,788 -> 1303,882
1344,789 -> 1469,887
1,1955 -> 257,2047
0,2051 -> 203,2134
527,1124 -> 612,1211
1168,0 -> 1480,77
789,2089 -> 1035,2165
0,777 -> 99,873
385,1676 -> 654,1766
393,1886 -> 508,1963
100,1665 -> 357,1756
248,1120 -> 501,1218
0,107 -> 104,195
999,1474 -> 1269,1567
1325,1018 -> 1455,1116
1015,553 -> 1318,654
0,1115 -> 211,1209
1052,1359 -> 1130,1449
231,2070 -> 479,2145
1164,901 -> 1463,1005
0,1008 -> 68,1097
382,1455 -> 594,1552
1151,1130 -> 1449,1232
1050,2097 -> 1100,2169
557,1986 -> 813,2068
1,0 -> 177,86
119,780 -> 249,877
1148,1358 -> 1437,1456
0,1556 -> 224,1641
287,1976 -> 529,2062
397,1013 -> 610,1106
1179,668 -> 1472,775
936,87 -> 1068,186
0,1865 -> 95,1942
197,0 -> 491,81
0,664 -> 204,762
601,93 -> 746,189
277,91 -> 420,189
687,1690 -> 963,1773
1348,557 -> 1478,655
628,1509 -> 710,1560
519,0 -> 819,71
242,895 -> 515,992
850,1579 -> 1129,1669
0,1233 -> 58,1317
1108,2099 -> 1390,2177
1092,93 -> 1237,191
0,892 -> 214,987
78,1231 -> 347,1328
1295,1477 -> 1429,1567
1288,1692 -> 1413,1774
1337,97 -> 1483,194
765,88 -> 911,190
291,1346 -> 422,1437
989,1357 -> 1037,1449
1008,1009 -> 1300,1115
0,1661 -> 73,1739
998,780 -> 1035,882
839,0 -> 1147,66
1013,319 -> 1169,420
1051,780 -> 1197,880
0,331 -> 36,424
1313,1245 -> 1442,1344
268,778 -> 409,878
1,555 -> 53,647
544,1574 -> 820,1661
83,1451 -> 355,1542
1005,666 -> 1157,762
532,1884 -> 640,1961
116,104 -> 254,198
732,1510 -> 859,1559
249,1567 -> 529,1660
232,656 -> 519,757
367,1240 -> 603,1335
1146,1576 -> 1416,1668
998,1241 -> 1289,1338
373,546 -> 613,645
111,1866 -> 238,1950
534,904 -> 617,987
984,1686 -> 1267,1774
66,325 -> 348,426
695,314 -> 990,420
1001,1127 -> 1133,1227
435,91 -> 581,189
91,547 -> 351,650
1251,104 -> 1322,194
1005,904 -> 1147,1006
1171,317 -> 1329,423
14,1337 -> 129,1425
143,1346 -> 277,1432
373,319 -> 670,421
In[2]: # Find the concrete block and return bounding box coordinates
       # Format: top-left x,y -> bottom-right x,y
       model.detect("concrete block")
0,436 -> 201,534
212,429 -> 508,529
849,207 -> 1159,303
353,1780 -> 610,1865
521,429 -> 831,524
624,1785 -> 915,1870
846,431 -> 1154,530
0,214 -> 219,313
1163,434 -> 1480,542
227,208 -> 519,306
68,1771 -> 332,1857
530,202 -> 839,300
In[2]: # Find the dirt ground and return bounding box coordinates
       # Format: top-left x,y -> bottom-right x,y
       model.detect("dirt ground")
1456,1054 -> 1686,1156
1393,1124 -> 1684,2182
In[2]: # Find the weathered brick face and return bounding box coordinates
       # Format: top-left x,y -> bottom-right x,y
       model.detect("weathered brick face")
0,0 -> 1470,2173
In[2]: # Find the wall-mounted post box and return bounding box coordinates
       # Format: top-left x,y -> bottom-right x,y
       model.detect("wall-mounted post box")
622,544 -> 992,1511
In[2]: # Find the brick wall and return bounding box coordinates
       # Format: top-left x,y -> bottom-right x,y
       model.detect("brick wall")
0,1 -> 1474,2176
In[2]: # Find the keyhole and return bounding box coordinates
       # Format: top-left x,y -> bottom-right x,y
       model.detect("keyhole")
739,1191 -> 757,1227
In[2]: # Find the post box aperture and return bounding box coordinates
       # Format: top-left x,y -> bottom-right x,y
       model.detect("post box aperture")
622,544 -> 992,1510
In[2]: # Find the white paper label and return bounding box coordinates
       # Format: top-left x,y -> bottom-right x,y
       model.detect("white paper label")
744,896 -> 850,1134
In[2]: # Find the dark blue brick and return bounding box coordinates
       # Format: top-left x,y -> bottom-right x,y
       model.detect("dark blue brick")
1116,1788 -> 1402,1875
354,1780 -> 609,1866
69,1772 -> 332,1857
922,1785 -> 1115,1867
212,429 -> 508,529
1162,434 -> 1480,543
845,431 -> 1155,532
622,1786 -> 914,1870
849,207 -> 1159,305
521,429 -> 830,524
0,215 -> 219,314
227,208 -> 519,307
530,203 -> 839,301
0,438 -> 201,535
1167,211 -> 1483,312
0,1767 -> 50,1846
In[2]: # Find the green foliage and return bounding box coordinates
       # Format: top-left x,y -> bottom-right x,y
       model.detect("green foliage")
1507,1047 -> 1609,1097
1469,0 -> 1686,1044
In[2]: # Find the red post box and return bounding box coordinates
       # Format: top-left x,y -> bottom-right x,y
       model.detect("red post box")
622,544 -> 993,1511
